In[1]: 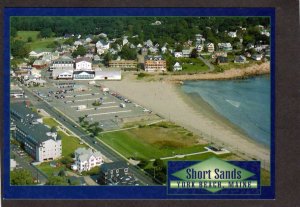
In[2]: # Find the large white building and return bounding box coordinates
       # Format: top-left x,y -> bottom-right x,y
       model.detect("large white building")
75,57 -> 92,70
73,147 -> 104,172
11,102 -> 62,162
50,56 -> 74,71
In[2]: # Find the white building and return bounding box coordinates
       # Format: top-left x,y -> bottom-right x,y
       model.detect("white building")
52,69 -> 73,79
73,147 -> 104,172
173,62 -> 182,71
228,31 -> 237,38
206,43 -> 215,53
11,102 -> 62,162
75,57 -> 92,70
252,54 -> 263,61
94,69 -> 121,80
50,56 -> 74,70
174,52 -> 183,58
96,40 -> 110,50
29,49 -> 52,58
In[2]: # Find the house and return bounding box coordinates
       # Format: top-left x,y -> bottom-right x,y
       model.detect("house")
161,46 -> 167,54
96,48 -> 105,55
11,102 -> 62,162
206,43 -> 215,53
149,46 -> 158,54
252,54 -> 263,61
94,69 -> 122,80
85,53 -> 94,59
174,52 -> 183,58
196,44 -> 204,52
93,55 -> 101,62
85,37 -> 93,43
182,49 -> 191,58
75,57 -> 92,70
109,60 -> 138,69
50,56 -> 74,71
123,38 -> 129,46
98,161 -> 138,185
73,147 -> 103,173
52,69 -> 73,80
32,60 -> 47,69
228,31 -> 237,38
30,68 -> 42,79
96,40 -> 110,50
137,44 -> 143,48
29,49 -> 52,58
144,39 -> 153,48
144,55 -> 167,72
173,62 -> 182,71
74,40 -> 83,46
234,55 -> 247,63
260,30 -> 270,37
218,43 -> 232,51
216,56 -> 228,65
195,34 -> 205,46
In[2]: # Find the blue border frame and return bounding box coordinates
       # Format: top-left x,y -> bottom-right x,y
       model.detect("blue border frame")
3,8 -> 275,199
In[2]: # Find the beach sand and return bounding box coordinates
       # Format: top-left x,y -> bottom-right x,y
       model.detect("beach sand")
103,72 -> 270,170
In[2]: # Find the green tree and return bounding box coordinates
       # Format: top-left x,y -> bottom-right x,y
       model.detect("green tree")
78,116 -> 85,123
50,126 -> 57,133
27,37 -> 33,42
11,169 -> 35,185
46,176 -> 68,185
120,45 -> 137,60
11,40 -> 30,58
10,27 -> 17,37
72,45 -> 87,58
190,48 -> 198,58
61,156 -> 73,165
40,28 -> 53,38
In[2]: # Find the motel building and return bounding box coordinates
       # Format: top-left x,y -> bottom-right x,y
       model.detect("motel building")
108,60 -> 138,70
50,56 -> 74,71
144,55 -> 167,72
10,102 -> 62,162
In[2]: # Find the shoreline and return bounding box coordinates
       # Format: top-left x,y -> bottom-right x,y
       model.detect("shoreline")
164,62 -> 270,82
175,87 -> 269,149
103,71 -> 270,170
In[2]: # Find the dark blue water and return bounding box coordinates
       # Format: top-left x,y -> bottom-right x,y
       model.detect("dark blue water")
182,76 -> 270,146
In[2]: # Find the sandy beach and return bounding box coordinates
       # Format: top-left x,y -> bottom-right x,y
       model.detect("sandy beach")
103,66 -> 271,170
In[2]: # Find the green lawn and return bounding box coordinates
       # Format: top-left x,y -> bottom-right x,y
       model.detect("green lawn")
15,31 -> 64,50
37,162 -> 66,177
43,117 -> 59,128
57,131 -> 87,158
174,58 -> 209,73
98,122 -> 208,160
16,31 -> 40,42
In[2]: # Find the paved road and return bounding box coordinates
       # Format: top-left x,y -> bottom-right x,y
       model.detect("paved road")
21,86 -> 157,186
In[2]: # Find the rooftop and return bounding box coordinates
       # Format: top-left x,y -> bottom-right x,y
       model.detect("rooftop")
10,102 -> 59,145
100,161 -> 128,173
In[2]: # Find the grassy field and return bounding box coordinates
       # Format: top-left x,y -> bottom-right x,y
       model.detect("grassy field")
15,31 -> 64,50
43,117 -> 60,128
16,31 -> 40,42
59,131 -> 87,158
37,162 -> 66,177
175,58 -> 209,73
98,122 -> 208,160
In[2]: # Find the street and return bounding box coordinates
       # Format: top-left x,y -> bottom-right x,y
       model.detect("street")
21,85 -> 157,186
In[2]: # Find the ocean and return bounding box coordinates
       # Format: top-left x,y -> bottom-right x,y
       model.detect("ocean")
181,75 -> 271,146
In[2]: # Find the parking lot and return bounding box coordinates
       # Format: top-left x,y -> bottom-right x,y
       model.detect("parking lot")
33,81 -> 158,130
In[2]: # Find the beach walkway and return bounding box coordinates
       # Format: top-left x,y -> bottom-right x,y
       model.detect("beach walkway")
149,147 -> 230,161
